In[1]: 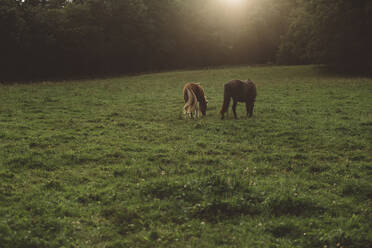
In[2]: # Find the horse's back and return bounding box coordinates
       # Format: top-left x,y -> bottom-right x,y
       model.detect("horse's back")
224,80 -> 247,100
224,80 -> 256,102
184,83 -> 206,103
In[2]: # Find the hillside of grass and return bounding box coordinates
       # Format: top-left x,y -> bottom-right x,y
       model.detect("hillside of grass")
0,65 -> 371,247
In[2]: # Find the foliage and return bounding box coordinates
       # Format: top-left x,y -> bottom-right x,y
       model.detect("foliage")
1,65 -> 372,247
1,0 -> 372,80
278,0 -> 372,72
0,0 -> 294,81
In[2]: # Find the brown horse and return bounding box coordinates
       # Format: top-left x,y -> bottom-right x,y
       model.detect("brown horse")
183,83 -> 208,117
220,79 -> 257,120
183,87 -> 200,118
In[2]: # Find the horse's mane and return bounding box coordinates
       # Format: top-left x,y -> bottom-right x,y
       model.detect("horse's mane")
193,83 -> 207,104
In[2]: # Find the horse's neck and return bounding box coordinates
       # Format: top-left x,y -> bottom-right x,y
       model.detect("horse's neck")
194,89 -> 205,103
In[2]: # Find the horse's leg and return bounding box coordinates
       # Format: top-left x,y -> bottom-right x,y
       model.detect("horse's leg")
245,102 -> 251,118
186,105 -> 192,119
249,102 -> 255,117
232,100 -> 238,119
196,102 -> 200,118
221,94 -> 231,120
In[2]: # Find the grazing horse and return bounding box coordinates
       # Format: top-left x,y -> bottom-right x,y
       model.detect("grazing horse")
220,79 -> 257,120
183,87 -> 200,118
183,83 -> 208,118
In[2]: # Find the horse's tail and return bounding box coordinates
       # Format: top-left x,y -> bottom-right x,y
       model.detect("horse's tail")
220,84 -> 230,115
184,88 -> 196,113
183,85 -> 189,103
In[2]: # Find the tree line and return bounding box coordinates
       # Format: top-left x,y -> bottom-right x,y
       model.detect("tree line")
1,0 -> 371,81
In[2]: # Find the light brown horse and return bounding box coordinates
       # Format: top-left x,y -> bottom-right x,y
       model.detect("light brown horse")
220,79 -> 257,120
183,87 -> 199,118
183,83 -> 208,118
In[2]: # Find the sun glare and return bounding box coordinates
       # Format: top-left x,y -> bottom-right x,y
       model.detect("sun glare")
219,0 -> 247,9
224,0 -> 244,5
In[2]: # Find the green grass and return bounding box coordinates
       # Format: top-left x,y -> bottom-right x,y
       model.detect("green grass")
1,65 -> 372,247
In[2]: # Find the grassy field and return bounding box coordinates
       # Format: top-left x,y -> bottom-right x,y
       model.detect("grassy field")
0,65 -> 371,248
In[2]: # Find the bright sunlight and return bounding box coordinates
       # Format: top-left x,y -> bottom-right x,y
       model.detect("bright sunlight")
223,0 -> 244,5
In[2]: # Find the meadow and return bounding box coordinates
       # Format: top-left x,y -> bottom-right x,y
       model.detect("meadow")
0,65 -> 371,248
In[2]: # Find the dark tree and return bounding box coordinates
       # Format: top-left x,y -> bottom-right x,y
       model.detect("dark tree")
2,0 -> 370,81
278,0 -> 372,72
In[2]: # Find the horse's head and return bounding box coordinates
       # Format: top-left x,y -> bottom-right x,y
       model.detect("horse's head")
200,98 -> 208,116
